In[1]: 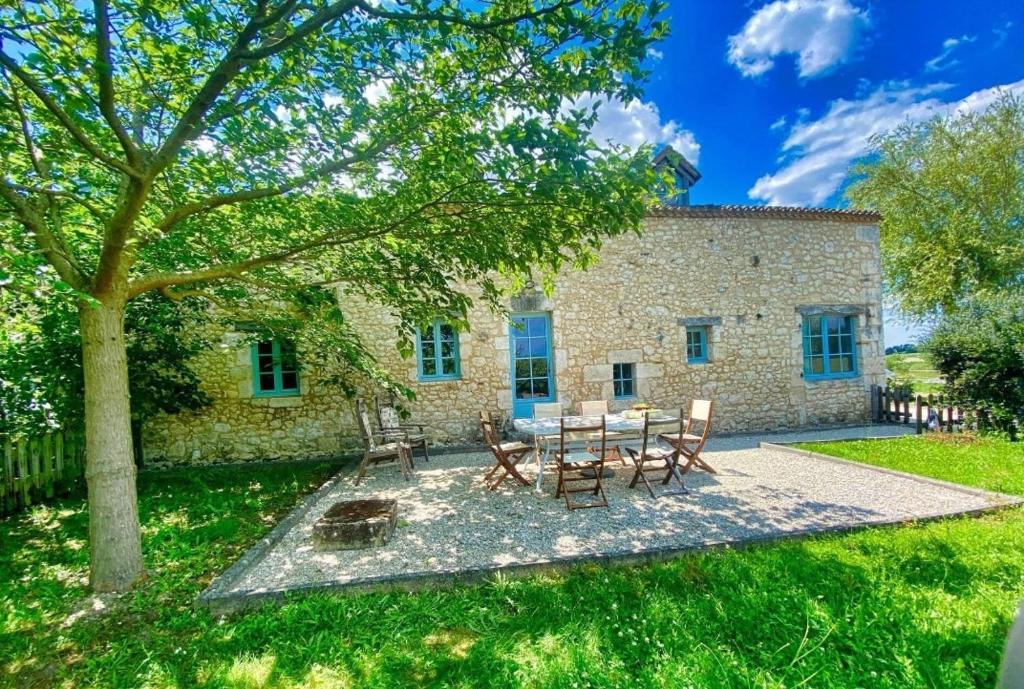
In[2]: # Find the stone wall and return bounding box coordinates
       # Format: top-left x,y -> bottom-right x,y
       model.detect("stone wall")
143,207 -> 885,464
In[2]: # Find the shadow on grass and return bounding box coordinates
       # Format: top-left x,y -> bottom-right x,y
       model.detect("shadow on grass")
2,460 -> 1023,689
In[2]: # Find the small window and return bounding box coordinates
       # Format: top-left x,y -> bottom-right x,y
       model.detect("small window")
417,321 -> 460,381
686,326 -> 709,364
802,314 -> 858,379
612,362 -> 635,399
251,339 -> 299,396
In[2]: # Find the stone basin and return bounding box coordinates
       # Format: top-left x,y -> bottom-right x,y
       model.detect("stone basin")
312,498 -> 397,550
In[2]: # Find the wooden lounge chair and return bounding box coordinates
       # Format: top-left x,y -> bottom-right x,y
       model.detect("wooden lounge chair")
354,399 -> 413,485
625,410 -> 687,498
659,400 -> 715,474
376,397 -> 430,463
554,416 -> 609,510
480,412 -> 532,490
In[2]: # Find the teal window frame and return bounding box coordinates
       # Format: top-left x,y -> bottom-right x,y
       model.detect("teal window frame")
416,321 -> 461,381
612,362 -> 636,399
251,339 -> 300,397
686,326 -> 709,364
802,314 -> 859,380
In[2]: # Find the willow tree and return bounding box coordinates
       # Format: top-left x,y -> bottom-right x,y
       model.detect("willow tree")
0,1 -> 664,591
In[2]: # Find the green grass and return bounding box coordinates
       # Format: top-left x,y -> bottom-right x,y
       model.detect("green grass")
887,352 -> 946,395
798,434 -> 1024,496
3,440 -> 1024,688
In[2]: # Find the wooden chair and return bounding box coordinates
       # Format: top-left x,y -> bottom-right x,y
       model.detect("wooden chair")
659,400 -> 715,474
480,412 -> 532,490
579,399 -> 628,465
554,416 -> 609,510
354,399 -> 413,485
625,410 -> 687,498
376,397 -> 430,463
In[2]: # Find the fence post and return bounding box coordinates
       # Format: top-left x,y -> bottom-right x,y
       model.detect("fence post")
915,395 -> 923,434
902,391 -> 910,425
16,439 -> 29,507
1,437 -> 10,514
42,433 -> 54,498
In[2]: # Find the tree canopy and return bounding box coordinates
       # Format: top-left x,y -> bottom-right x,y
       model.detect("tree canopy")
846,94 -> 1024,319
0,0 -> 668,591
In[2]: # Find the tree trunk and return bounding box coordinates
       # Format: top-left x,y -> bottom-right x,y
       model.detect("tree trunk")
80,297 -> 144,592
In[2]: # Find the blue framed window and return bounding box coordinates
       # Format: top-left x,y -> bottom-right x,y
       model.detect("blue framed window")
251,339 -> 299,396
802,314 -> 858,379
686,326 -> 709,363
417,321 -> 460,381
612,363 -> 635,399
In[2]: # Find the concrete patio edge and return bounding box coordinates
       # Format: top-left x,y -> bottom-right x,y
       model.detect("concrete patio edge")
197,442 -> 1023,616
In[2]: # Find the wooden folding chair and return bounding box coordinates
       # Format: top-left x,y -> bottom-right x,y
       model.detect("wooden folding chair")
554,416 -> 609,510
580,399 -> 629,465
659,400 -> 715,474
354,399 -> 413,485
625,410 -> 687,498
480,412 -> 532,490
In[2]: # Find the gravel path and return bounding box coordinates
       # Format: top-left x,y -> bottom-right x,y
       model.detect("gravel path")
227,425 -> 1013,597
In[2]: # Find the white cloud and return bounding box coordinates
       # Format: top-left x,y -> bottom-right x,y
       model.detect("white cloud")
924,34 -> 976,73
646,47 -> 664,61
573,94 -> 700,164
748,78 -> 1024,206
993,21 -> 1014,48
770,115 -> 788,131
727,0 -> 870,79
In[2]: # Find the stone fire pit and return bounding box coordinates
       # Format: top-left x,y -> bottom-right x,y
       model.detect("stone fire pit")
312,498 -> 397,550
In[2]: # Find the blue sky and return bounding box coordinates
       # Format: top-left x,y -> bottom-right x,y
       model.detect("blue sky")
582,0 -> 1023,345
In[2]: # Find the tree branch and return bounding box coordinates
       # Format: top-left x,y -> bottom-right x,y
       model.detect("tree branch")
93,0 -> 141,165
0,45 -> 141,179
0,183 -> 90,289
237,0 -> 360,61
353,0 -> 581,30
149,141 -> 391,238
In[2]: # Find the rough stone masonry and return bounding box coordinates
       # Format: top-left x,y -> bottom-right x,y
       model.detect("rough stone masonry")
142,206 -> 885,465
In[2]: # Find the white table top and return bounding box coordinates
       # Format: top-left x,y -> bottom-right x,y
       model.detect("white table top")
513,413 -> 678,435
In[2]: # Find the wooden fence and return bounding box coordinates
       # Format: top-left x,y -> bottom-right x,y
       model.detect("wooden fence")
1,429 -> 85,515
869,384 -> 966,434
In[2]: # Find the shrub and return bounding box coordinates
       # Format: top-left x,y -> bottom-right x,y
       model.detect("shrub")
927,293 -> 1024,438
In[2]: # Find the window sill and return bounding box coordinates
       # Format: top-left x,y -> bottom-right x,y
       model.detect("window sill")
418,375 -> 461,383
804,373 -> 860,382
253,389 -> 301,398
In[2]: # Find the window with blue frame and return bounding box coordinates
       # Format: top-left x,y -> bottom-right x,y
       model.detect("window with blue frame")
802,314 -> 858,379
612,362 -> 635,399
417,321 -> 460,380
252,339 -> 299,396
686,326 -> 709,363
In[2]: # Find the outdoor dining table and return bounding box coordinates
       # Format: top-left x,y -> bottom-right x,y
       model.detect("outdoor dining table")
512,413 -> 681,490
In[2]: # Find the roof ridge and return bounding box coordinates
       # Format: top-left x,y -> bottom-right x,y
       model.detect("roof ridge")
648,204 -> 881,222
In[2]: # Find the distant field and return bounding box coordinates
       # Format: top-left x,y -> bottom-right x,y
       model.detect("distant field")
886,351 -> 945,394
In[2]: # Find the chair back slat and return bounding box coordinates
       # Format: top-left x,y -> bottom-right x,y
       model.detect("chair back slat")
355,400 -> 377,451
579,400 -> 608,416
559,416 -> 606,462
533,402 -> 562,419
639,410 -> 685,458
690,399 -> 712,423
378,403 -> 401,431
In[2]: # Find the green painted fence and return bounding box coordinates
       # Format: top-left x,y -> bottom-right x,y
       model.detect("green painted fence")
1,429 -> 85,515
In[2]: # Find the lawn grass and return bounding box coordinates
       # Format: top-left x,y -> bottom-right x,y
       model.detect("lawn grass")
886,352 -> 945,395
2,440 -> 1024,688
798,434 -> 1024,496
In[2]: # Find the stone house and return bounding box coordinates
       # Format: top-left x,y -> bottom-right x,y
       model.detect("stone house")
142,150 -> 886,464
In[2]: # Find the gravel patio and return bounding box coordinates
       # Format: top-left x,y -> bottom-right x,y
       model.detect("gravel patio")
202,425 -> 1020,612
